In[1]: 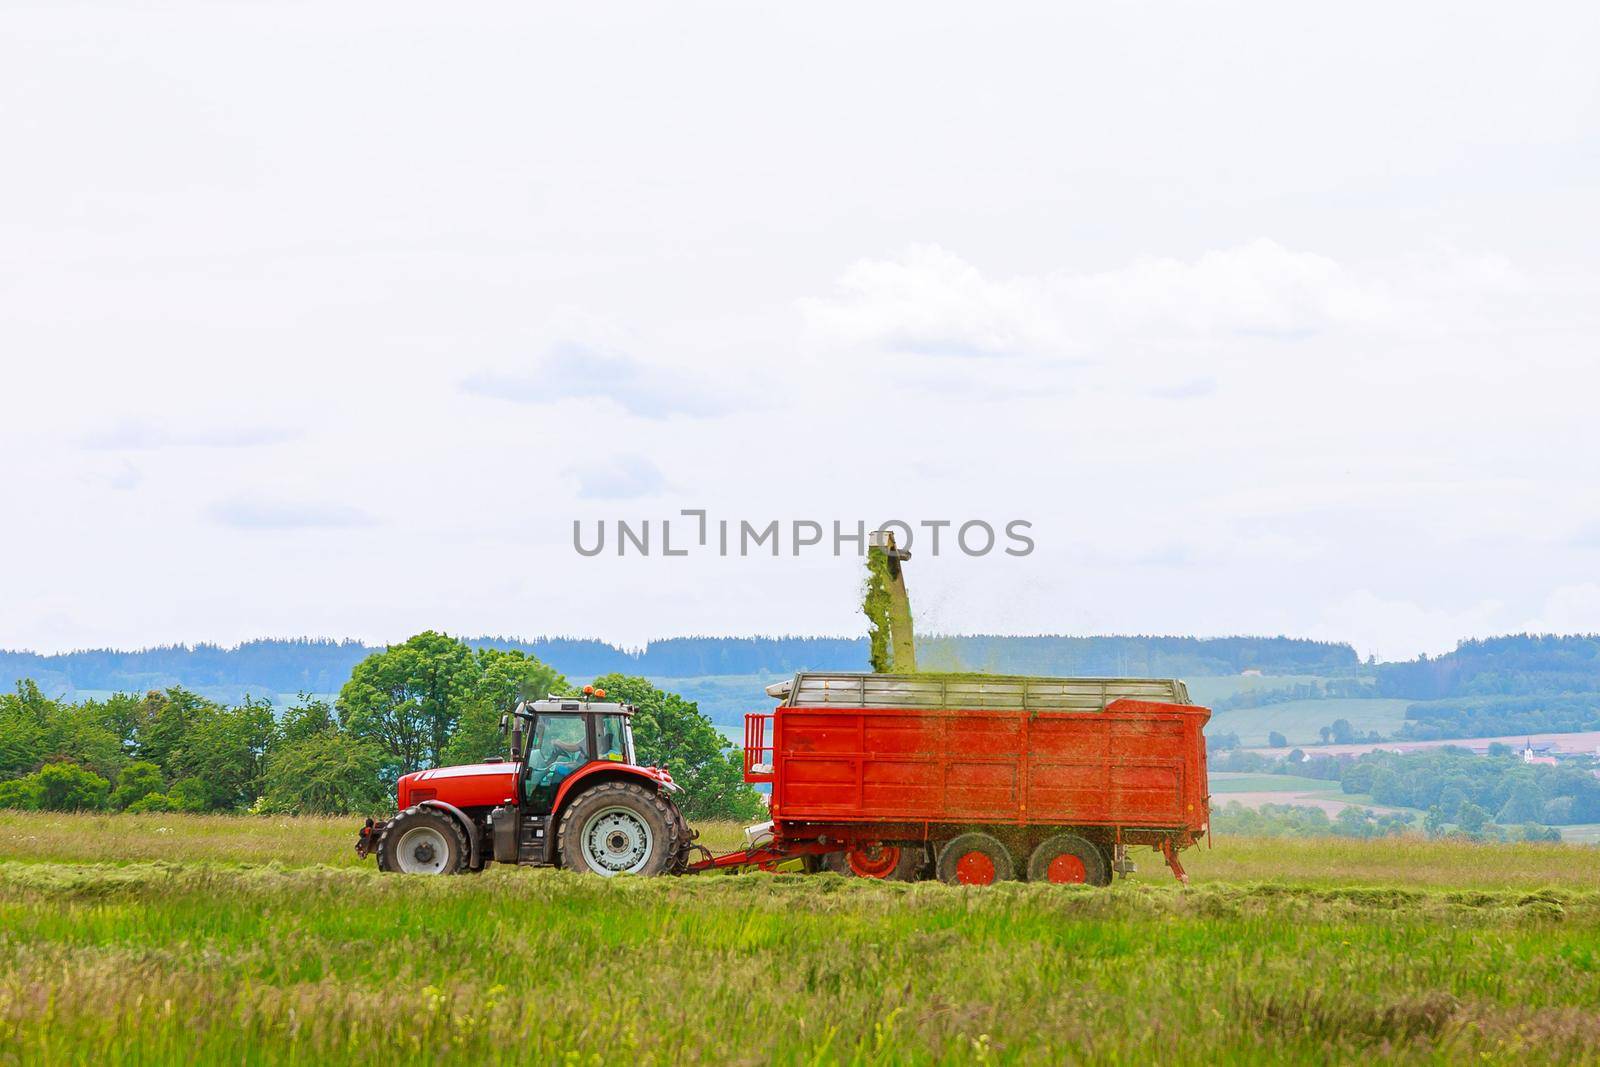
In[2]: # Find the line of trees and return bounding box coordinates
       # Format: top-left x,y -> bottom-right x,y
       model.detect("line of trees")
1212,677 -> 1378,711
0,631 -> 764,820
1211,801 -> 1560,843
1399,693 -> 1600,740
1211,744 -> 1600,834
2,633 -> 1363,699
1377,634 -> 1600,700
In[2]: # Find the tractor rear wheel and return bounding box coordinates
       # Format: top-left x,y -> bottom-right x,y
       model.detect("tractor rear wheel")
823,842 -> 924,881
1027,833 -> 1111,886
662,795 -> 694,874
557,780 -> 682,877
378,807 -> 468,875
935,833 -> 1016,885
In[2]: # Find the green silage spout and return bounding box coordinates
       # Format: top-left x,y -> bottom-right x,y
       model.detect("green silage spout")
864,530 -> 916,673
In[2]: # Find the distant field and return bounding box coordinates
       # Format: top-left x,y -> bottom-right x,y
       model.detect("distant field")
1210,697 -> 1414,747
1208,771 -> 1421,817
1210,772 -> 1341,794
1560,823 -> 1600,844
1182,673 -> 1333,705
2,813 -> 1599,1064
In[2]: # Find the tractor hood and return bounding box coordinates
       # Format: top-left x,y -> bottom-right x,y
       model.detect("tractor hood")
398,761 -> 518,810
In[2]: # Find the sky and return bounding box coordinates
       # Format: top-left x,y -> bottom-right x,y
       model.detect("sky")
2,1 -> 1599,661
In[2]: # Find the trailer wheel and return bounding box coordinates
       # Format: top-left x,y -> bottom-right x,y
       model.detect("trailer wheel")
377,807 -> 468,875
1027,833 -> 1111,886
824,843 -> 923,881
557,780 -> 680,877
935,833 -> 1016,886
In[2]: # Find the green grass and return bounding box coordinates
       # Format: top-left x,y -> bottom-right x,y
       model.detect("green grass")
3,814 -> 1600,1064
1209,772 -> 1343,794
1209,697 -> 1414,747
1182,673 -> 1333,705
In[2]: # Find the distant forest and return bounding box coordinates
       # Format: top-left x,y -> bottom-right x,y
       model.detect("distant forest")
0,634 -> 1361,701
1377,634 -> 1600,700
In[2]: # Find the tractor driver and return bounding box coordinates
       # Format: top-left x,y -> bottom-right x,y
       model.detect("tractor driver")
524,713 -> 590,809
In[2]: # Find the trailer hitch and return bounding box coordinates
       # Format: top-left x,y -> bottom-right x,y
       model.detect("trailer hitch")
355,817 -> 381,860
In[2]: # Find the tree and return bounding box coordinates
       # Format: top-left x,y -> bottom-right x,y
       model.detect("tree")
134,689 -> 219,770
110,761 -> 165,810
339,632 -> 481,777
125,792 -> 174,814
1456,802 -> 1489,833
1496,779 -> 1544,824
1268,730 -> 1288,748
167,778 -> 212,813
1207,732 -> 1241,753
34,763 -> 110,811
1319,725 -> 1333,745
1423,805 -> 1448,837
278,695 -> 339,745
1329,718 -> 1356,745
1334,807 -> 1373,838
165,698 -> 275,811
1436,785 -> 1468,819
262,731 -> 386,814
0,681 -> 123,782
1368,767 -> 1405,806
0,775 -> 42,810
1341,762 -> 1375,795
588,674 -> 765,821
0,682 -> 49,780
439,648 -> 567,767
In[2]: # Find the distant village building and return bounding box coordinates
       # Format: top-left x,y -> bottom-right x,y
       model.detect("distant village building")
1239,668 -> 1263,677
1522,740 -> 1559,766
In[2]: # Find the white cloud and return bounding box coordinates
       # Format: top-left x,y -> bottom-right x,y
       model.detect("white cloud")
81,421 -> 298,451
1307,590 -> 1508,661
208,499 -> 378,530
462,344 -> 746,420
1522,584 -> 1600,637
799,238 -> 1568,372
800,244 -> 1060,357
567,455 -> 666,500
1,0 -> 1598,656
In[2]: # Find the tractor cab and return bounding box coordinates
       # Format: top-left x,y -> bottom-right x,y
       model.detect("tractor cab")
503,691 -> 637,816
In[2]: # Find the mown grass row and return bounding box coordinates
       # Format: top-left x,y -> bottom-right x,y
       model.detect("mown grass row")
5,811 -> 1600,888
1,859 -> 1598,1064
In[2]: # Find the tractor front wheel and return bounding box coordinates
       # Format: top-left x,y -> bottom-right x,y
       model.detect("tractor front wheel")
377,807 -> 468,875
557,781 -> 682,877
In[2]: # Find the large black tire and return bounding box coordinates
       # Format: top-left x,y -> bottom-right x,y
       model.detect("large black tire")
662,795 -> 694,874
935,832 -> 1017,885
1027,833 -> 1111,886
823,842 -> 926,881
557,780 -> 684,877
377,807 -> 469,875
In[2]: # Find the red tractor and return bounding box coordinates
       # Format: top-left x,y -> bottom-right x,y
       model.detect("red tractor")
356,687 -> 693,876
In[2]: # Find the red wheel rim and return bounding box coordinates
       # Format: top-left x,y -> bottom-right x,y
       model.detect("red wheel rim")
847,845 -> 902,879
954,850 -> 996,885
1046,853 -> 1087,884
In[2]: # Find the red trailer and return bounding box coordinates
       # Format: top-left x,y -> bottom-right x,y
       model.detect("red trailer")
692,672 -> 1211,885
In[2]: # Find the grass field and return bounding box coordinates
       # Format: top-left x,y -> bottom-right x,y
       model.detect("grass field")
1209,697 -> 1414,747
3,814 -> 1600,1063
1210,772 -> 1345,794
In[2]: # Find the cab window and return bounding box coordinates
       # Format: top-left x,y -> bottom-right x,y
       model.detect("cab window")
595,714 -> 629,763
522,713 -> 590,811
